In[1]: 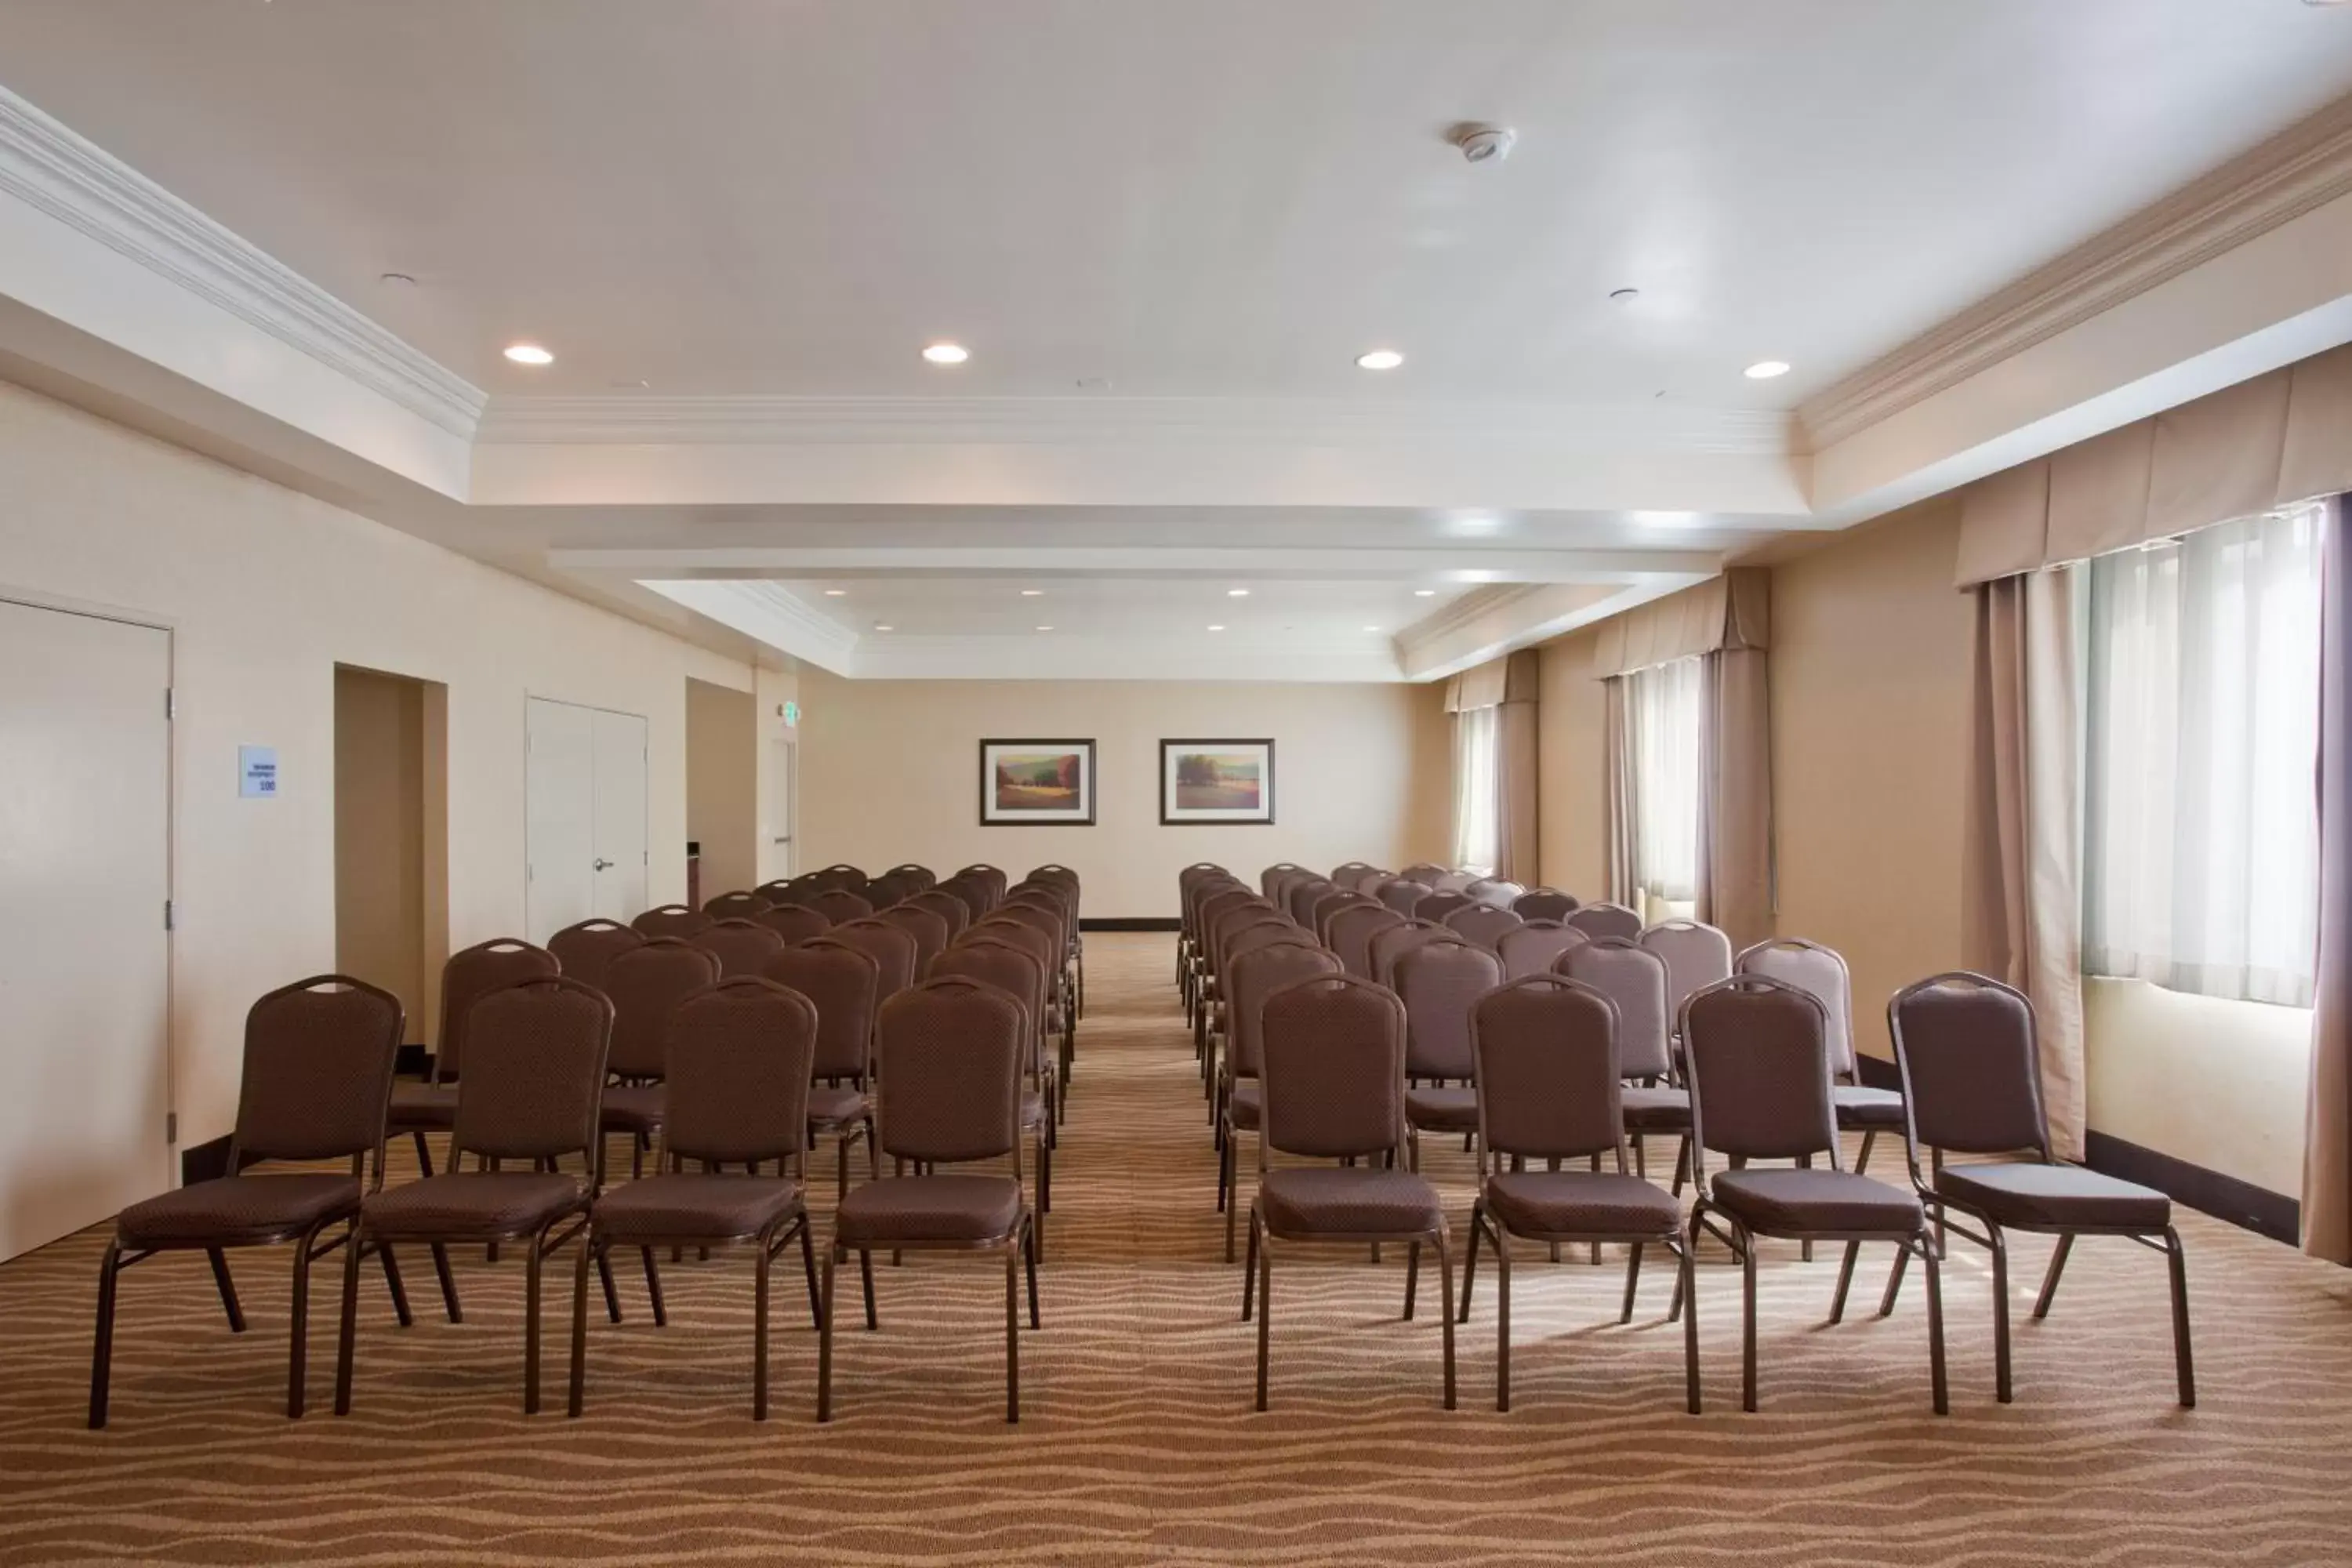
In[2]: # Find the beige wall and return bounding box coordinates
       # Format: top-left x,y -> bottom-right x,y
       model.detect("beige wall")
686,677 -> 759,899
0,378 -> 753,1150
797,670 -> 1450,917
332,666 -> 432,1035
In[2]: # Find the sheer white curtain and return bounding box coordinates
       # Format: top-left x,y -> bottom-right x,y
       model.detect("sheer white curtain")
2084,504 -> 2325,1006
1452,704 -> 1500,876
1628,655 -> 1703,907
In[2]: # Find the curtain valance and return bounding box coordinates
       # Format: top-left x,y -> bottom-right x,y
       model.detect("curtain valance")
1444,648 -> 1540,713
1955,340 -> 2352,586
1588,567 -> 1769,679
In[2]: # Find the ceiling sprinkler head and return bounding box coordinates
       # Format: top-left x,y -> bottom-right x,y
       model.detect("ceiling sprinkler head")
1449,123 -> 1516,165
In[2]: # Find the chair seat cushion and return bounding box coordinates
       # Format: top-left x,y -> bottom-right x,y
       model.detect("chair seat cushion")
1620,1084 -> 1692,1131
807,1085 -> 869,1128
118,1174 -> 361,1248
1226,1078 -> 1260,1131
834,1174 -> 1023,1243
1936,1161 -> 2169,1231
1486,1171 -> 1680,1239
387,1082 -> 457,1130
362,1171 -> 588,1239
1833,1083 -> 1907,1128
1709,1167 -> 1922,1236
593,1174 -> 803,1241
1405,1085 -> 1479,1132
1258,1167 -> 1443,1237
599,1083 -> 665,1134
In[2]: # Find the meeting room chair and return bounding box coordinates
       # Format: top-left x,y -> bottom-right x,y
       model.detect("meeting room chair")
805,887 -> 875,926
1737,938 -> 1906,1171
928,938 -> 1056,1246
907,887 -> 972,942
1285,877 -> 1337,929
632,904 -> 712,939
755,902 -> 833,944
1642,919 -> 1734,1026
1680,975 -> 1947,1415
390,938 -> 560,1178
90,975 -> 405,1428
1398,863 -> 1448,887
1243,973 -> 1455,1411
1565,902 -> 1642,941
1885,973 -> 2193,1406
1443,902 -> 1523,950
1456,975 -> 1696,1413
1465,878 -> 1525,909
1512,888 -> 1580,922
828,917 -> 920,1004
702,889 -> 772,920
1327,902 -> 1406,981
768,938 -> 883,1199
1259,862 -> 1307,899
568,976 -> 820,1421
334,975 -> 615,1417
548,919 -> 645,991
1391,938 -> 1504,1171
1374,877 -> 1432,917
1416,890 -> 1475,924
598,940 -> 721,1179
818,978 -> 1040,1424
810,863 -> 871,895
1215,940 -> 1343,1261
1368,918 -> 1456,987
874,900 -> 950,979
884,862 -> 936,891
1559,938 -> 1689,1185
691,916 -> 789,978
1497,918 -> 1584,980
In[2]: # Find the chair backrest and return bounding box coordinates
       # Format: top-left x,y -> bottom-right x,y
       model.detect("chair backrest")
1374,877 -> 1431,916
1416,890 -> 1475,923
1556,938 -> 1671,1080
887,862 -> 938,891
1472,975 -> 1622,1164
1737,938 -> 1857,1079
812,863 -> 871,895
230,975 -> 405,1170
806,887 -> 875,926
1889,972 -> 2050,1159
1465,878 -> 1525,909
1259,862 -> 1306,898
435,938 -> 561,1083
753,879 -> 798,905
1434,869 -> 1478,893
1352,868 -> 1394,896
1285,877 -> 1337,929
1209,905 -> 1285,975
1198,887 -> 1268,952
754,902 -> 833,944
875,902 -> 951,978
1512,888 -> 1580,922
604,938 -> 722,1078
1641,920 -> 1734,1023
908,888 -> 971,940
659,976 -> 817,1166
865,869 -> 922,909
1330,860 -> 1376,886
702,889 -> 772,920
1327,902 -> 1406,980
1025,862 -> 1080,891
1309,888 -> 1369,943
1368,919 -> 1454,986
1392,938 -> 1503,1080
632,904 -> 713,940
449,975 -> 613,1167
1225,918 -> 1315,974
1258,975 -> 1409,1162
547,919 -> 646,990
767,938 -> 882,1080
690,917 -> 789,978
1564,902 -> 1642,941
1399,863 -> 1448,887
1225,941 -> 1343,1081
938,873 -> 995,921
828,917 -> 920,1001
992,899 -> 1065,954
1497,919 -> 1586,980
1681,975 -> 1838,1168
967,916 -> 1058,982
929,939 -> 1048,1076
873,977 -> 1027,1165
1443,902 -> 1523,951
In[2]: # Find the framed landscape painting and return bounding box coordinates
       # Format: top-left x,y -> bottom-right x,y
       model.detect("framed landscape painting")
1160,739 -> 1276,826
980,739 -> 1097,826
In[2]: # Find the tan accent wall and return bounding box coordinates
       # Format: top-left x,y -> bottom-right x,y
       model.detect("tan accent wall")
332,666 -> 434,1038
796,670 -> 1450,917
686,677 -> 759,900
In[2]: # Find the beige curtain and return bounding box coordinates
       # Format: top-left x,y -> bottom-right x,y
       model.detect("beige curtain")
1445,650 -> 1539,881
1961,567 -> 2088,1160
1603,675 -> 1637,906
2303,499 -> 2351,1264
1696,645 -> 1773,948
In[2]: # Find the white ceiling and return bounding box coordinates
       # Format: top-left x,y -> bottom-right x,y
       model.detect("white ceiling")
4,2 -> 2352,678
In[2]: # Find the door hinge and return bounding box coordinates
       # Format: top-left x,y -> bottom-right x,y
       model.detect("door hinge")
165,1112 -> 178,1145
163,898 -> 175,931
165,687 -> 176,720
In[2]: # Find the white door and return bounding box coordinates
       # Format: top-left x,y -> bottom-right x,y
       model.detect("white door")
768,734 -> 796,880
0,599 -> 172,1261
590,708 -> 647,920
525,697 -> 648,941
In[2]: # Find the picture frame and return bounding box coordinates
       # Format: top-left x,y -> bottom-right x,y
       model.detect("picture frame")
979,738 -> 1097,826
1160,738 -> 1276,826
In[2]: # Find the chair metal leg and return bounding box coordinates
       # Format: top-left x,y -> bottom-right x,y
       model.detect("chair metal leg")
2033,1232 -> 2073,1319
597,1246 -> 622,1325
798,1218 -> 822,1329
1855,1128 -> 1878,1175
1241,1210 -> 1259,1320
1494,1225 -> 1512,1412
1989,1225 -> 2013,1403
859,1248 -> 877,1330
1671,1136 -> 1692,1196
287,1232 -> 316,1418
412,1129 -> 435,1179
754,1230 -> 774,1421
640,1247 -> 667,1327
523,1231 -> 546,1415
1621,1241 -> 1644,1324
430,1242 -> 462,1323
816,1246 -> 837,1423
206,1247 -> 246,1332
1024,1217 -> 1040,1330
1680,1240 -> 1701,1414
375,1236 -> 412,1327
1004,1240 -> 1021,1425
1403,1240 -> 1421,1321
332,1223 -> 365,1415
1829,1240 -> 1861,1323
1457,1201 -> 1483,1323
1922,1236 -> 1949,1415
1740,1227 -> 1759,1413
1878,1236 -> 1911,1317
567,1240 -> 592,1417
1434,1228 -> 1457,1411
1254,1221 -> 1272,1412
88,1240 -> 122,1429
2165,1226 -> 2196,1408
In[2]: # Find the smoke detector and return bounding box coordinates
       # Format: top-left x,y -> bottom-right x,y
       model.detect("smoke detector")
1448,123 -> 1516,165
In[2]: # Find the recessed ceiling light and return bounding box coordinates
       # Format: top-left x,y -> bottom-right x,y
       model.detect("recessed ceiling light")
1414,588 -> 1437,597
1743,360 -> 1791,379
823,588 -> 847,597
1363,625 -> 1383,633
1034,625 -> 1054,632
921,343 -> 970,365
1227,587 -> 1250,597
1020,588 -> 1044,597
503,343 -> 554,366
1207,624 -> 1226,632
873,623 -> 894,632
1356,350 -> 1405,371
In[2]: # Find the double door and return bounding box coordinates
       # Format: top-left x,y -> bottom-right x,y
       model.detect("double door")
524,697 -> 648,941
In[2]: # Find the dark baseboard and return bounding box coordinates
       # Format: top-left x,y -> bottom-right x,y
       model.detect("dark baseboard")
1853,1053 -> 2297,1245
397,1044 -> 433,1077
1082,916 -> 1180,932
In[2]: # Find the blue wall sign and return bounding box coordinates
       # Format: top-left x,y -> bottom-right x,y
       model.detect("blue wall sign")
238,745 -> 279,798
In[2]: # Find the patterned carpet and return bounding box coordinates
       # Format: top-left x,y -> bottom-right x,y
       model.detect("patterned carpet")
4,932 -> 2352,1566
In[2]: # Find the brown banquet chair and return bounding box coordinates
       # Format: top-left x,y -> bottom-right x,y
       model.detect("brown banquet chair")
1497,918 -> 1584,979
1390,937 -> 1502,1170
1565,902 -> 1642,942
908,887 -> 971,942
1416,890 -> 1475,924
389,938 -> 559,1178
597,940 -> 722,1178
1443,902 -> 1523,951
568,976 -> 821,1421
929,938 -> 1056,1247
818,978 -> 1040,1424
1328,902 -> 1406,981
769,939 -> 883,1199
875,901 -> 951,979
1737,938 -> 1906,1171
691,916 -> 789,978
702,889 -> 772,920
1216,940 -> 1344,1261
1375,877 -> 1432,917
1512,887 -> 1580,922
1368,918 -> 1453,987
754,902 -> 833,944
806,887 -> 875,927
1243,973 -> 1455,1411
633,903 -> 713,939
548,919 -> 645,990
829,916 -> 920,1004
91,975 -> 405,1427
1559,938 -> 1688,1185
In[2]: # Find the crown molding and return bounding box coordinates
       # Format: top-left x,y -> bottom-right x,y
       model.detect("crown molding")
635,579 -> 859,673
477,393 -> 1795,456
0,85 -> 485,439
1799,92 -> 2352,454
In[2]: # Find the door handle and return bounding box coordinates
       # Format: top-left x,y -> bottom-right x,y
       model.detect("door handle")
593,858 -> 614,871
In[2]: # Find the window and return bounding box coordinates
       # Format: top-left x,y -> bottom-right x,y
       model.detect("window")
2083,504 -> 2325,1007
1451,702 -> 1499,876
1628,655 -> 1703,913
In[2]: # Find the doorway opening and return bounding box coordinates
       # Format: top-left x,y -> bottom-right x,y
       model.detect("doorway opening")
686,677 -> 758,902
332,665 -> 448,1058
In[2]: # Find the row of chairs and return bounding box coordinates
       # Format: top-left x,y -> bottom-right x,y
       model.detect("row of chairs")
89,863 -> 1085,1427
1174,861 -> 2195,1414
